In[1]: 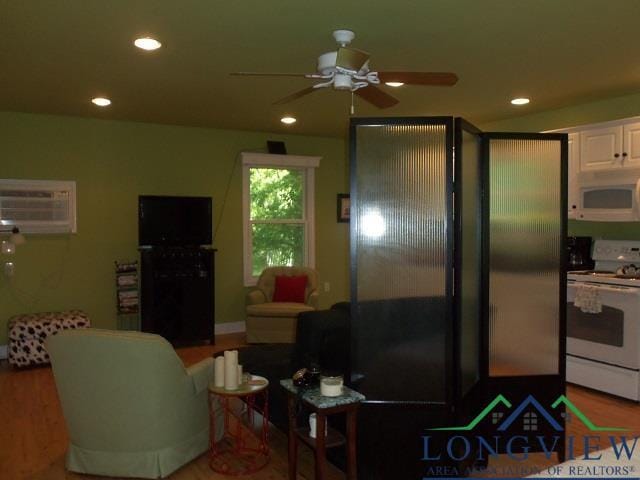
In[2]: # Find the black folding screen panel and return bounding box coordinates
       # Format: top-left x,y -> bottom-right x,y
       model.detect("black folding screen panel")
349,117 -> 567,479
454,119 -> 484,403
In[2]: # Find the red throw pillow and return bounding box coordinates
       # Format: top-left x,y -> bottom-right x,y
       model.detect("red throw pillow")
272,275 -> 308,303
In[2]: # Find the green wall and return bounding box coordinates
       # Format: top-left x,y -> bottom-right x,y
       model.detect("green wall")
0,112 -> 349,346
480,91 -> 640,241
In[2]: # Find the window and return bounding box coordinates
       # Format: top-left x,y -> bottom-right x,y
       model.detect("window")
491,412 -> 504,425
523,412 -> 538,431
242,153 -> 321,285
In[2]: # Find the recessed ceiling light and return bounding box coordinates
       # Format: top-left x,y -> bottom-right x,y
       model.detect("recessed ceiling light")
91,97 -> 111,107
385,82 -> 404,87
280,116 -> 297,125
511,97 -> 530,105
134,37 -> 162,51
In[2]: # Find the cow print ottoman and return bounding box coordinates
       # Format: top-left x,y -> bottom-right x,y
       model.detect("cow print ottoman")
8,310 -> 90,367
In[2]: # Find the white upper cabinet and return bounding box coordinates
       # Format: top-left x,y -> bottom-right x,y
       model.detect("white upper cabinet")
577,120 -> 640,172
622,121 -> 640,169
567,133 -> 580,218
579,126 -> 622,172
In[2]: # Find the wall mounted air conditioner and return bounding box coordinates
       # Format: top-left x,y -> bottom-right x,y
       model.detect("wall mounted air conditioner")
0,179 -> 77,233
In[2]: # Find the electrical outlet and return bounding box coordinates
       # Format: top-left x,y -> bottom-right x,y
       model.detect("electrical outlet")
324,282 -> 330,292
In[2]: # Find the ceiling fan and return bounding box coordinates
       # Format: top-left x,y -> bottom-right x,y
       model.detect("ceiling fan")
231,29 -> 458,110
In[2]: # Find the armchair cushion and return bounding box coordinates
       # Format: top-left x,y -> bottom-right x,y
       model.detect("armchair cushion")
273,275 -> 307,303
255,266 -> 318,304
246,302 -> 315,317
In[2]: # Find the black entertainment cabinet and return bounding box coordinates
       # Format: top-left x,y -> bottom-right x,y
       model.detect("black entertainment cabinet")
140,247 -> 216,346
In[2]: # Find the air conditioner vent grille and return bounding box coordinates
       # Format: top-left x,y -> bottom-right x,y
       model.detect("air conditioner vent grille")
0,180 -> 76,233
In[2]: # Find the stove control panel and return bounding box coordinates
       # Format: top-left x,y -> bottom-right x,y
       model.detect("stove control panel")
592,240 -> 640,263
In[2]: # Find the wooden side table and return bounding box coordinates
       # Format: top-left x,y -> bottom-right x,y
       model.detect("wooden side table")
208,375 -> 270,475
281,379 -> 365,480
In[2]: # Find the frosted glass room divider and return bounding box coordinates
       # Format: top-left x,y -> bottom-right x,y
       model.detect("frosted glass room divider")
487,136 -> 564,377
349,118 -> 567,479
351,119 -> 451,404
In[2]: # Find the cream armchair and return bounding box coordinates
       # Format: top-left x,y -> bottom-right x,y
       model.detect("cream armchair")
46,329 -> 223,479
246,266 -> 319,343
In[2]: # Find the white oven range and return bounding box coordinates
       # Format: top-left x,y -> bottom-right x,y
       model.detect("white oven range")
567,239 -> 640,401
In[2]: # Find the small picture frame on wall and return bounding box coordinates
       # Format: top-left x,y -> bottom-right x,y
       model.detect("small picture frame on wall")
337,194 -> 350,223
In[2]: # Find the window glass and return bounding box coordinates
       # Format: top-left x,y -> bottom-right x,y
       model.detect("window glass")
250,168 -> 304,220
251,223 -> 304,276
243,162 -> 314,285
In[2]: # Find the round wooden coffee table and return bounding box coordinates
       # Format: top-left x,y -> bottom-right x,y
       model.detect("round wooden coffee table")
208,375 -> 270,475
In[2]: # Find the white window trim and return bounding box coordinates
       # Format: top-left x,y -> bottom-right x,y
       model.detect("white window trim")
241,152 -> 321,286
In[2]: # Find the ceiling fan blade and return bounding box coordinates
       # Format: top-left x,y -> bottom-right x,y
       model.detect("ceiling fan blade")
273,86 -> 319,105
355,86 -> 399,109
336,47 -> 370,73
378,72 -> 458,86
230,72 -> 309,77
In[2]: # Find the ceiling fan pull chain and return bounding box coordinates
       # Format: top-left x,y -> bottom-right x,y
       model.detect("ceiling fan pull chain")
351,91 -> 355,115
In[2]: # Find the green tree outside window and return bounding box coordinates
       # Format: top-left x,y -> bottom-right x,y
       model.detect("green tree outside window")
250,168 -> 305,276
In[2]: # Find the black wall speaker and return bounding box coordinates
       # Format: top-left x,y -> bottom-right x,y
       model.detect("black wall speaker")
267,141 -> 287,155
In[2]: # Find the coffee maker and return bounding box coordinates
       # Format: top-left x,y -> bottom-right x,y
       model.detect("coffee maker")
567,236 -> 595,271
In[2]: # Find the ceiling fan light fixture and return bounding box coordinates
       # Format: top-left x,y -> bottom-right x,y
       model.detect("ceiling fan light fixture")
280,116 -> 297,125
91,97 -> 111,107
334,73 -> 353,90
134,37 -> 162,51
385,82 -> 404,87
511,97 -> 530,105
332,30 -> 355,46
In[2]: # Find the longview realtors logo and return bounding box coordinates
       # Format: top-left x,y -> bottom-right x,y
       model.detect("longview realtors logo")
421,394 -> 637,478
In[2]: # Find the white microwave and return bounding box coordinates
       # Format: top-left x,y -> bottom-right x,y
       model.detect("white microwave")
577,179 -> 640,221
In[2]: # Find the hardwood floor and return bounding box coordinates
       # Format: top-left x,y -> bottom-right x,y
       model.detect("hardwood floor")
0,333 -> 343,480
1,333 -> 639,479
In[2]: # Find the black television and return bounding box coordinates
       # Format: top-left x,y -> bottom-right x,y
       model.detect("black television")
138,195 -> 212,246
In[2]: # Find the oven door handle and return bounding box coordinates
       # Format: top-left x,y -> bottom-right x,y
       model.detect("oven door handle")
636,178 -> 640,219
568,282 -> 638,294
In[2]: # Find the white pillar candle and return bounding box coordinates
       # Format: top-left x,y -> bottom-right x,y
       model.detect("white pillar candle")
214,356 -> 225,388
320,376 -> 344,397
237,364 -> 243,384
224,350 -> 238,390
309,413 -> 327,438
309,413 -> 317,438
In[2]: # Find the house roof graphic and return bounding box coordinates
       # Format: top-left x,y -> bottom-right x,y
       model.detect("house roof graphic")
552,395 -> 627,432
430,394 -> 511,431
429,393 -> 627,432
497,395 -> 562,431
